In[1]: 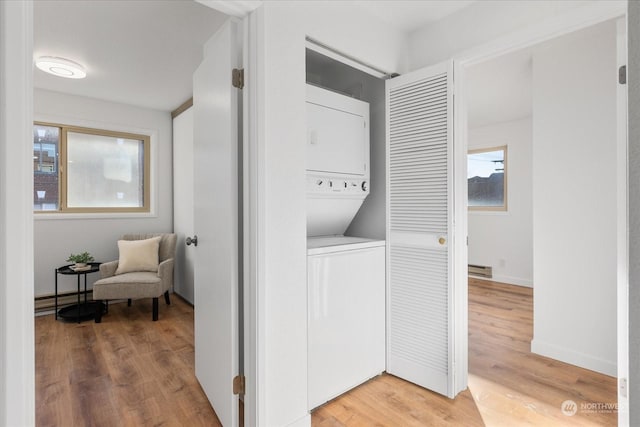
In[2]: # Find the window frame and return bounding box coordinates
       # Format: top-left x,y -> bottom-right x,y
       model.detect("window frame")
34,121 -> 151,214
467,145 -> 508,212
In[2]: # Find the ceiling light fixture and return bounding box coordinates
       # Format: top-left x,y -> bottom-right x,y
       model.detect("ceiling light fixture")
35,56 -> 87,79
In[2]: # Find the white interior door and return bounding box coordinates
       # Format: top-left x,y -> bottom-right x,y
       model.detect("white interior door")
172,107 -> 195,304
193,19 -> 241,427
386,61 -> 455,398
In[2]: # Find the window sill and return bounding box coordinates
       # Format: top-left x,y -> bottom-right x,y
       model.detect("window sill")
468,210 -> 509,216
34,211 -> 157,220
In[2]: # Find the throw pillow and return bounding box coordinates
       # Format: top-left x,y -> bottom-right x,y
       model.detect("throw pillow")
115,236 -> 162,275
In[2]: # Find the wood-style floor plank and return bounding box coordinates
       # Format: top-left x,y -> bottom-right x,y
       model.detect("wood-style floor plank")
37,280 -> 617,426
35,296 -> 221,427
312,278 -> 617,426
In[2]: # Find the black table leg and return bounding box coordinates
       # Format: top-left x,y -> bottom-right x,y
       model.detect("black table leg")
76,273 -> 81,323
84,273 -> 88,305
55,267 -> 58,320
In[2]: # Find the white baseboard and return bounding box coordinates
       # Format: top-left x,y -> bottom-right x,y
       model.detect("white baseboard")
531,338 -> 616,377
491,274 -> 533,288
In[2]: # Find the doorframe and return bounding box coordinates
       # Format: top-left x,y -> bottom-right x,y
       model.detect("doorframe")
451,0 -> 628,409
616,15 -> 629,427
244,9 -> 263,427
0,1 -> 35,425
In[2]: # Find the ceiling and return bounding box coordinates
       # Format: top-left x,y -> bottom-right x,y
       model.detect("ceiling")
466,48 -> 533,128
353,0 -> 475,33
33,1 -> 478,113
34,0 -> 227,112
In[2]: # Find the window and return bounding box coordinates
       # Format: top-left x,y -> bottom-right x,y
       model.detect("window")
33,125 -> 60,210
468,146 -> 507,211
33,122 -> 150,213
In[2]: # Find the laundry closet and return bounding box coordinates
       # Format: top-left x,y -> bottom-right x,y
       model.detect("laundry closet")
305,46 -> 387,409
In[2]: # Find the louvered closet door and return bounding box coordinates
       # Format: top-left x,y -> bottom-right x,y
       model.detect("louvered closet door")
386,61 -> 454,397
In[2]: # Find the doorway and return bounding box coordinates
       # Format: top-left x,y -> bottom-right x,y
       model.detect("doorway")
462,17 -> 624,425
29,1 -> 241,425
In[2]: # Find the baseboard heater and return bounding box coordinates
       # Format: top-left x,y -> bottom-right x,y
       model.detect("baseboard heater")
35,290 -> 93,314
468,264 -> 493,278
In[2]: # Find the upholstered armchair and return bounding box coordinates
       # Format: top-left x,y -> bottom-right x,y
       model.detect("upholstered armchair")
93,233 -> 177,322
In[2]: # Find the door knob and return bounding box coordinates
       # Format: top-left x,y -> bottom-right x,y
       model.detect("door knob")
186,235 -> 198,246
438,237 -> 446,245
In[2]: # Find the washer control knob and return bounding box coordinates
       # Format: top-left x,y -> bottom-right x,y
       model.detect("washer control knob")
361,181 -> 368,192
316,179 -> 323,186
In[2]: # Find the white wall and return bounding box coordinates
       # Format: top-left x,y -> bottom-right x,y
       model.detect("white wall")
408,0 -> 590,69
33,89 -> 173,297
468,118 -> 533,287
255,3 -> 406,425
531,20 -> 617,376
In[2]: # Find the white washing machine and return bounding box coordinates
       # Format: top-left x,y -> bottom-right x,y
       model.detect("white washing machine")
306,85 -> 385,410
307,236 -> 385,409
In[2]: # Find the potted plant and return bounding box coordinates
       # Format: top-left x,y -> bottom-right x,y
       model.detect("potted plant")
67,252 -> 94,269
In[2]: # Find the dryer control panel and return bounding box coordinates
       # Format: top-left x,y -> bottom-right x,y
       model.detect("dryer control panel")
307,174 -> 369,196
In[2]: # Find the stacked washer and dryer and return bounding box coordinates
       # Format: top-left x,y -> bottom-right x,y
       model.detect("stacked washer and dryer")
306,84 -> 386,410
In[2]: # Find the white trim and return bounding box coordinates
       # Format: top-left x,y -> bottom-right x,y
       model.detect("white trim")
246,6 -> 266,426
452,58 -> 469,396
452,0 -> 628,397
616,14 -> 630,427
531,339 -> 617,377
243,10 -> 259,427
305,37 -> 390,79
0,1 -> 35,425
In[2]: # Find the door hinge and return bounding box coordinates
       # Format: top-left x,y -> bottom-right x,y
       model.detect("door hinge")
619,65 -> 627,85
620,377 -> 628,398
232,68 -> 244,89
233,375 -> 245,395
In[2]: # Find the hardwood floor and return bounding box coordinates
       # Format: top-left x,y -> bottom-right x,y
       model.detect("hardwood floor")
35,296 -> 221,427
312,278 -> 617,426
312,374 -> 485,427
36,280 -> 617,426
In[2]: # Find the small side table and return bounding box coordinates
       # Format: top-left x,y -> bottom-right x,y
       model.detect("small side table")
55,262 -> 104,323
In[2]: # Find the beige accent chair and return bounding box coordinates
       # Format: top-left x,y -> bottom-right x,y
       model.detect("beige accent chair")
93,233 -> 177,322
